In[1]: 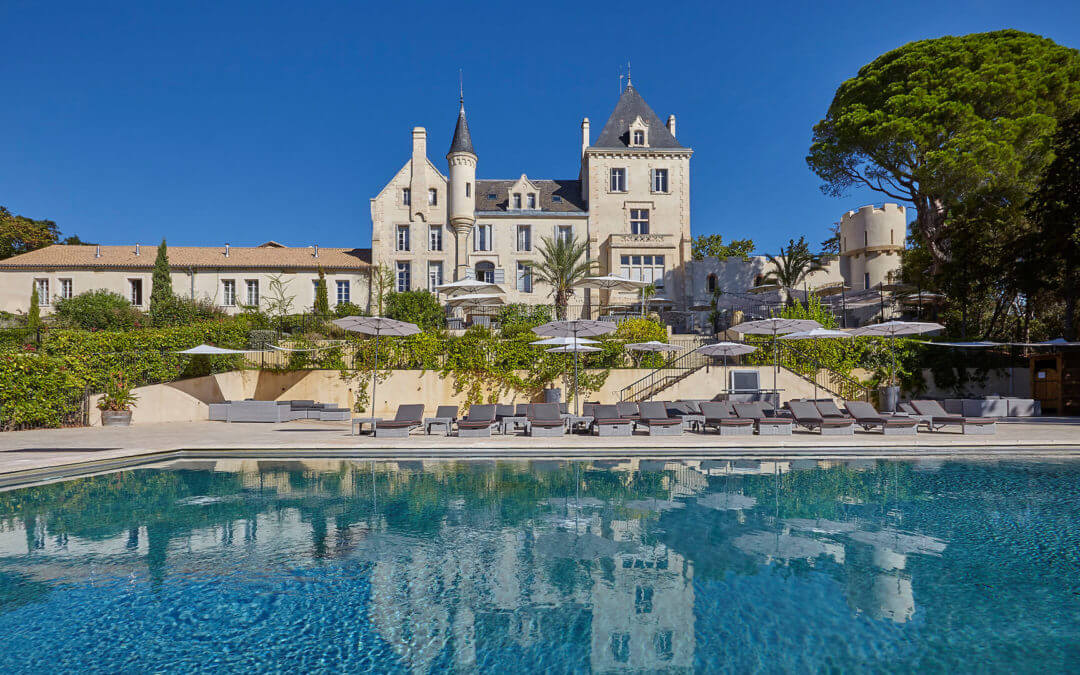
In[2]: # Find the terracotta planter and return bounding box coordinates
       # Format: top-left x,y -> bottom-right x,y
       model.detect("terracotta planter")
101,410 -> 132,426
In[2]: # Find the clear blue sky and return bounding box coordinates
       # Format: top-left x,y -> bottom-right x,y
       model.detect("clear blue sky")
2,0 -> 1078,254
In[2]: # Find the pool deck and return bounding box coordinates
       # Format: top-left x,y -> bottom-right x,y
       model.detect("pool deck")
1,417 -> 1080,486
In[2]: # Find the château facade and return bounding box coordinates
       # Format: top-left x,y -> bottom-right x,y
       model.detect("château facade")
369,82 -> 693,311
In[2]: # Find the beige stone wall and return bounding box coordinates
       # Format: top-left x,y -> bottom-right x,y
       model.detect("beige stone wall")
840,203 -> 906,291
0,267 -> 370,315
92,365 -> 841,425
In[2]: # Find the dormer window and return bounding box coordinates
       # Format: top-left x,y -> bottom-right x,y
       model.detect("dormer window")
513,193 -> 522,210
526,193 -> 536,210
628,116 -> 649,147
633,130 -> 645,145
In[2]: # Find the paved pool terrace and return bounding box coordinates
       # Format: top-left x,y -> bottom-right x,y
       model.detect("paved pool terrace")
1,417 -> 1079,487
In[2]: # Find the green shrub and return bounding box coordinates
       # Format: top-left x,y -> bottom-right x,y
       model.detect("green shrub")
246,330 -> 277,350
497,304 -> 552,337
148,294 -> 228,327
333,302 -> 367,318
384,290 -> 445,331
53,290 -> 144,331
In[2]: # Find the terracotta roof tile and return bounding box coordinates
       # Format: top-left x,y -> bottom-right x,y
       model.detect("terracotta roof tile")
0,244 -> 371,270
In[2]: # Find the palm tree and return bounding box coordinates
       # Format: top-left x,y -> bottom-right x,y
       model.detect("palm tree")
534,235 -> 594,319
762,236 -> 826,306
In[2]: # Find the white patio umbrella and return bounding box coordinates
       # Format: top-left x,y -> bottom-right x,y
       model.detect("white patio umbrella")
445,293 -> 505,308
576,275 -> 651,316
732,318 -> 822,397
332,316 -> 421,416
546,344 -> 602,353
694,342 -> 758,392
434,278 -> 504,297
534,319 -> 617,415
779,328 -> 853,399
531,336 -> 599,346
849,321 -> 944,388
174,344 -> 263,355
625,340 -> 682,368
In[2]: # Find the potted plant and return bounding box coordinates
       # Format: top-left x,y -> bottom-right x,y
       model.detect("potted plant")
97,372 -> 139,426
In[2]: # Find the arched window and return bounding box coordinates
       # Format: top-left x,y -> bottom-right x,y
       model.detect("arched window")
706,274 -> 717,293
753,274 -> 765,287
475,261 -> 495,283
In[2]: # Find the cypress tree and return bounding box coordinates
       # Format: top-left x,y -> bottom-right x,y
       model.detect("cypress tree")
27,283 -> 41,332
149,238 -> 173,317
314,267 -> 329,316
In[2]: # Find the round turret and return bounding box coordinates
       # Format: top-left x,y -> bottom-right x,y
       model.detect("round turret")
447,100 -> 476,234
839,203 -> 906,290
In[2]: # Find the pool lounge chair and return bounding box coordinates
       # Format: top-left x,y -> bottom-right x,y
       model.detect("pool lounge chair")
637,402 -> 683,436
699,402 -> 755,436
787,401 -> 855,435
425,405 -> 458,435
813,400 -> 851,420
911,400 -> 996,434
897,402 -> 934,430
375,404 -> 425,438
843,401 -> 919,435
732,402 -> 793,435
616,402 -> 641,430
527,403 -> 567,437
591,405 -> 633,436
458,404 -> 497,438
666,401 -> 705,432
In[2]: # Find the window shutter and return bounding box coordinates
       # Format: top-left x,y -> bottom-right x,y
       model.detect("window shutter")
494,268 -> 505,283
488,224 -> 494,250
472,225 -> 478,251
465,267 -> 475,279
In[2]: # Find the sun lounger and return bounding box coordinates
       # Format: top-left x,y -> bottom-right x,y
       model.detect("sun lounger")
616,401 -> 641,430
666,401 -> 705,432
591,404 -> 633,436
425,405 -> 458,435
458,404 -> 497,438
732,402 -> 793,435
637,401 -> 683,436
813,400 -> 851,419
527,403 -> 567,437
911,400 -> 996,434
699,402 -> 755,436
786,401 -> 854,435
375,404 -> 425,438
843,401 -> 918,435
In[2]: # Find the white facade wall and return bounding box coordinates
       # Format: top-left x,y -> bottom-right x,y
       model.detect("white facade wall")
0,268 -> 370,315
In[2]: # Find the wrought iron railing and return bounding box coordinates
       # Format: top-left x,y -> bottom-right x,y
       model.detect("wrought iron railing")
619,340 -> 720,402
775,341 -> 873,402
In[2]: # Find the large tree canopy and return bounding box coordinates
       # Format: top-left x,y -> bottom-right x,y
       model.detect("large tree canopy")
0,207 -> 59,260
807,30 -> 1080,268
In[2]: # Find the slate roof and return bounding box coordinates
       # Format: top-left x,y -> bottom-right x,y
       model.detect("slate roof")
593,84 -> 683,150
474,179 -> 587,213
0,245 -> 372,270
448,101 -> 475,155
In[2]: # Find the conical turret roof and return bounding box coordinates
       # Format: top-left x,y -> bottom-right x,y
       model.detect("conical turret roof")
448,100 -> 475,156
593,83 -> 682,149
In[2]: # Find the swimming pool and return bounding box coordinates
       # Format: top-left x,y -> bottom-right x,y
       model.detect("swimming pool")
0,458 -> 1077,672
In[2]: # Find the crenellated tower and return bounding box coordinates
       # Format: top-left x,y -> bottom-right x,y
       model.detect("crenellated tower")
446,98 -> 477,280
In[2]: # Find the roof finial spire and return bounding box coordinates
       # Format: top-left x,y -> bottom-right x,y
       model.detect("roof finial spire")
459,68 -> 464,105
626,59 -> 632,88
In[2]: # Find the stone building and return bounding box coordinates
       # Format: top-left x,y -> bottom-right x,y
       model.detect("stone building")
0,242 -> 371,315
369,81 -> 693,311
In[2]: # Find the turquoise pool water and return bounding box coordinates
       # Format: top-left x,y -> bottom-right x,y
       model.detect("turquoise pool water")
0,458 -> 1077,673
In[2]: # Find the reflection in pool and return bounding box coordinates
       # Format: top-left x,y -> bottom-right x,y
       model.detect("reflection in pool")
0,458 -> 1077,672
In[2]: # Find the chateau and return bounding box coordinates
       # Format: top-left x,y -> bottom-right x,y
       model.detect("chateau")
369,81 -> 693,310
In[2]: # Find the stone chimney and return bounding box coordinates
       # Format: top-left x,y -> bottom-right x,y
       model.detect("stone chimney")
667,114 -> 676,139
313,244 -> 319,258
95,245 -> 101,258
581,118 -> 590,156
225,243 -> 230,258
412,127 -> 427,161
134,243 -> 140,256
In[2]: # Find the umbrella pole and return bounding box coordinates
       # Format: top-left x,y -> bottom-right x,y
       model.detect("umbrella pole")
573,328 -> 580,416
372,333 -> 380,420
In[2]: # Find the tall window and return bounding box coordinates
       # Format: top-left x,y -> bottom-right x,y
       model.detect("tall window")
429,225 -> 443,251
630,209 -> 650,235
475,261 -> 495,283
652,168 -> 668,192
336,280 -> 349,305
396,225 -> 410,251
34,279 -> 49,306
526,193 -> 536,209
864,272 -> 871,290
556,225 -> 573,244
512,193 -> 522,210
610,634 -> 630,664
609,167 -> 626,192
402,188 -> 411,206
396,262 -> 411,292
428,188 -> 438,206
474,224 -> 492,251
221,279 -> 236,306
620,254 -> 665,288
59,278 -> 72,299
632,130 -> 645,145
465,182 -> 471,197
707,274 -> 717,293
246,280 -> 259,306
635,586 -> 654,614
517,224 -> 531,252
654,631 -> 673,661
129,279 -> 143,306
427,262 -> 443,292
517,262 -> 533,293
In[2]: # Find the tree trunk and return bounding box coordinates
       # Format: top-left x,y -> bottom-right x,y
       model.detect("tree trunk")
1064,276 -> 1077,341
916,195 -> 950,273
